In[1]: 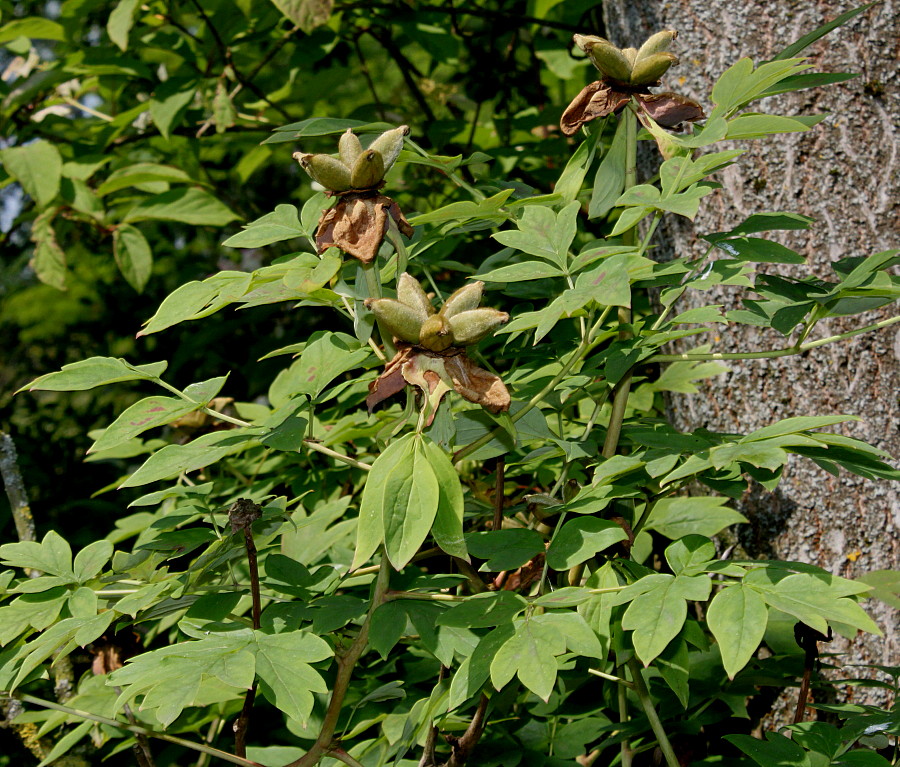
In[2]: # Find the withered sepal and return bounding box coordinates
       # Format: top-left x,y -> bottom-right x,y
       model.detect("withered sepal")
316,191 -> 414,264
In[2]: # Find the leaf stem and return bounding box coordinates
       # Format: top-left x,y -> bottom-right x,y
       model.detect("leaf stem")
286,550 -> 392,767
627,658 -> 680,767
587,668 -> 634,688
302,439 -> 372,471
649,314 -> 900,362
8,694 -> 263,767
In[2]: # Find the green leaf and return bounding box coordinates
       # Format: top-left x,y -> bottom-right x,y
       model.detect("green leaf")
113,224 -> 153,292
353,434 -> 416,569
858,570 -> 900,609
490,617 -> 565,700
589,117 -> 627,219
741,416 -> 856,442
21,357 -> 167,393
760,72 -> 857,98
645,496 -> 748,539
0,17 -> 66,42
536,612 -> 603,658
424,439 -> 468,561
223,204 -> 306,248
119,429 -> 262,488
73,540 -> 114,583
554,129 -> 600,203
269,0 -> 334,33
124,188 -> 238,226
0,141 -> 62,208
707,585 -> 768,678
772,3 -> 876,60
545,518 -> 628,570
727,114 -> 825,140
107,0 -> 139,51
409,189 -> 513,227
725,732 -> 810,767
665,535 -> 716,576
30,210 -> 67,290
466,529 -> 545,571
149,78 -> 198,141
138,272 -> 252,336
89,396 -> 199,454
270,117 -> 394,138
436,592 -> 528,629
97,163 -> 194,196
382,435 -> 440,570
492,202 -> 578,269
656,637 -> 691,707
0,531 -> 74,578
253,630 -> 332,725
709,236 -> 805,264
475,261 -> 565,283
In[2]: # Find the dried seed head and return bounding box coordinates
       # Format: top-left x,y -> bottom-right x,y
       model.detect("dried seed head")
365,297 -> 423,344
447,308 -> 509,346
368,125 -> 409,174
294,152 -> 353,192
439,281 -> 484,319
620,47 -> 639,66
338,129 -> 363,168
630,51 -> 679,86
635,30 -> 678,63
419,314 -> 453,352
397,272 -> 434,321
350,148 -> 385,189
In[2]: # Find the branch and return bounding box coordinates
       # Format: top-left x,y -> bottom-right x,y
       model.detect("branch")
443,694 -> 489,767
0,432 -> 35,544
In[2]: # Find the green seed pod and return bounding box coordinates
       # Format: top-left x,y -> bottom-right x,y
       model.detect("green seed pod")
439,281 -> 484,319
397,273 -> 434,321
635,30 -> 677,63
293,152 -> 352,192
620,47 -> 639,67
350,148 -> 385,189
338,129 -> 363,168
419,314 -> 453,352
368,125 -> 409,174
365,298 -> 423,344
630,51 -> 678,86
581,38 -> 633,83
447,308 -> 509,346
573,34 -> 608,54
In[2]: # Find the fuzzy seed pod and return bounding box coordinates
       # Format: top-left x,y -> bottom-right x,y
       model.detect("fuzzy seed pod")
368,125 -> 409,174
419,314 -> 453,352
447,308 -> 509,346
620,47 -> 639,67
397,273 -> 434,321
293,152 -> 353,192
573,34 -> 607,54
630,51 -> 678,85
582,39 -> 633,83
439,281 -> 484,319
350,149 -> 385,189
635,30 -> 677,63
365,298 -> 423,344
338,129 -> 363,168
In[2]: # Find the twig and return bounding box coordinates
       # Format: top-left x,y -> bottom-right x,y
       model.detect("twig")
7,694 -> 263,767
444,693 -> 489,767
491,457 -> 505,532
0,432 -> 36,544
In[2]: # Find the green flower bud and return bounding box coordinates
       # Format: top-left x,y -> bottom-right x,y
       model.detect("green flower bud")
293,152 -> 353,192
630,51 -> 678,86
439,281 -> 484,319
368,125 -> 409,174
338,129 -> 363,168
447,308 -> 509,346
365,298 -> 423,344
350,148 -> 385,189
635,30 -> 677,63
419,314 -> 453,352
397,272 -> 434,321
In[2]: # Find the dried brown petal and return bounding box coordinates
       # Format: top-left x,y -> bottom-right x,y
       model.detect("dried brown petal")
316,193 -> 413,264
443,354 -> 511,413
560,81 -> 630,136
366,345 -> 417,411
637,92 -> 705,129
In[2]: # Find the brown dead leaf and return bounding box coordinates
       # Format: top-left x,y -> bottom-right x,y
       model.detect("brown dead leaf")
443,353 -> 510,413
637,92 -> 705,129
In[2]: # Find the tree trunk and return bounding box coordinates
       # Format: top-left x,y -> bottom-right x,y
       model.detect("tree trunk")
601,0 -> 899,718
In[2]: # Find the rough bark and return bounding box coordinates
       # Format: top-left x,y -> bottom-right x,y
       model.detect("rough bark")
601,0 -> 899,716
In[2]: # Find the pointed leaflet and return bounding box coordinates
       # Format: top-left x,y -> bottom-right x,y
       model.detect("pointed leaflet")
89,396 -> 200,454
545,518 -> 628,570
113,224 -> 153,292
490,617 -> 565,701
21,357 -> 167,393
707,584 -> 768,678
0,531 -> 74,578
555,129 -> 600,203
353,433 -> 415,570
589,117 -> 627,219
424,439 -> 468,560
0,140 -> 62,208
382,434 -> 440,569
253,630 -> 333,725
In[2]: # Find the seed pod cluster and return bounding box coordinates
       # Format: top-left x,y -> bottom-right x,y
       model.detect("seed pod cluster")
573,30 -> 679,86
366,274 -> 509,352
293,125 -> 410,193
